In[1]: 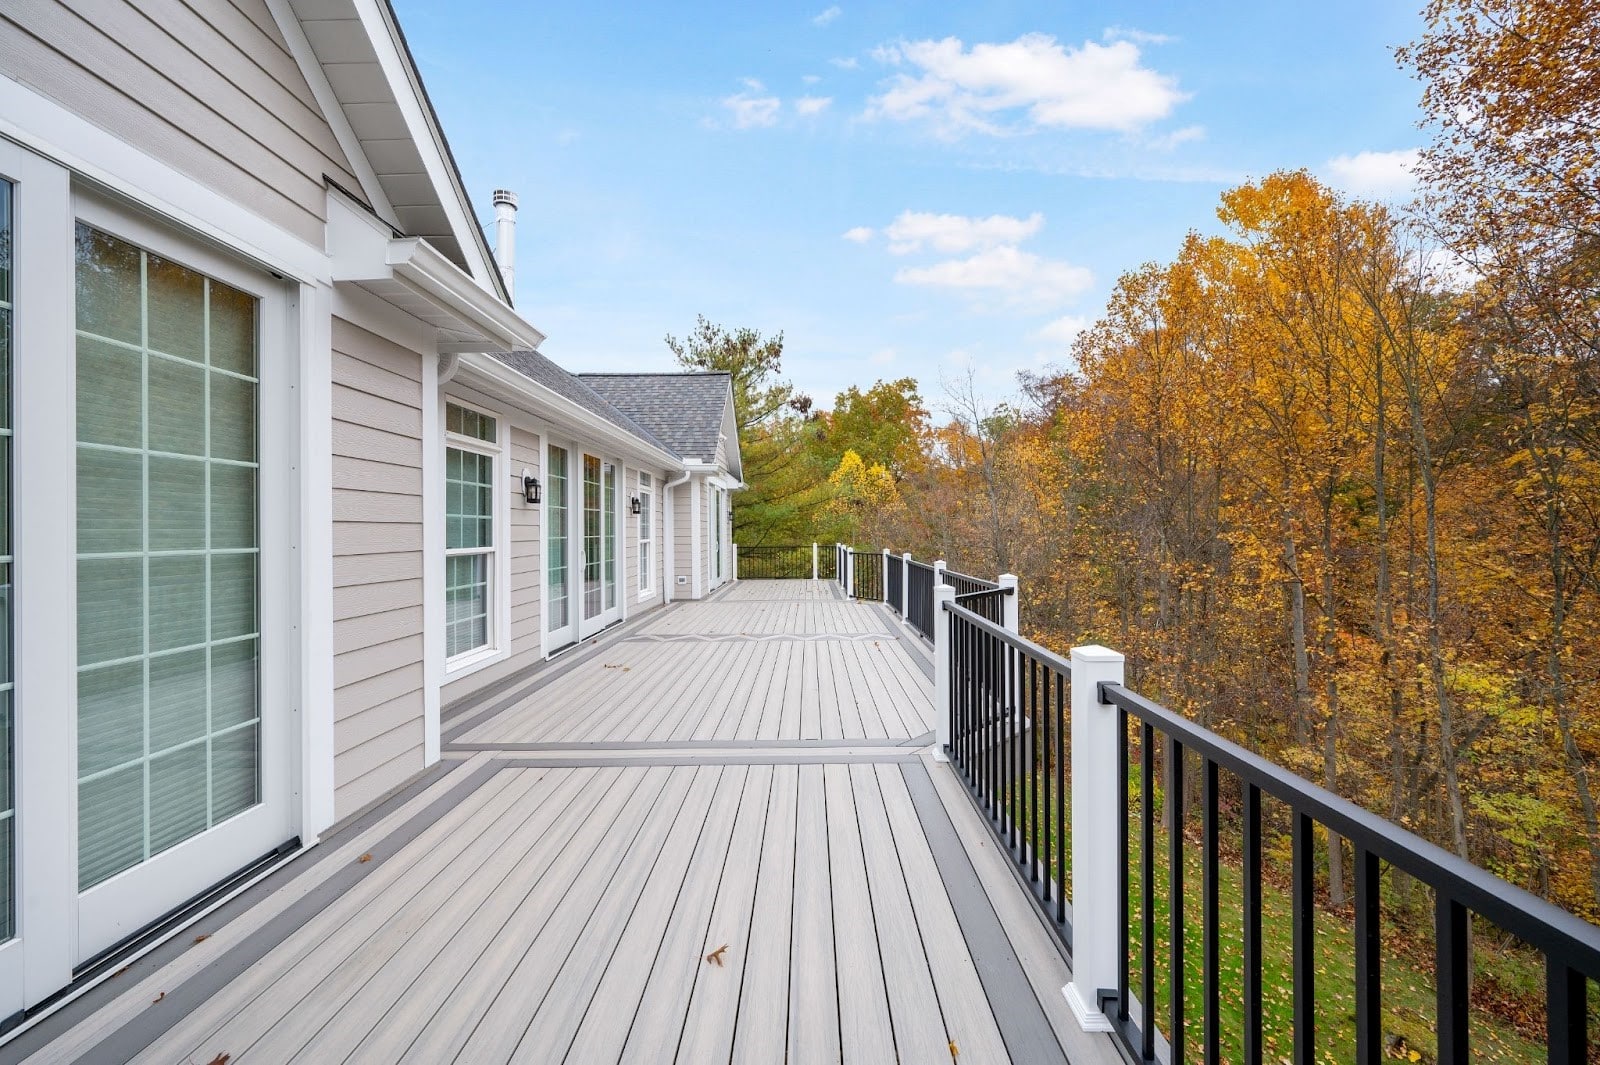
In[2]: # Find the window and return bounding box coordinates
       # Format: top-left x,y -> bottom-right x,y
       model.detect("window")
712,487 -> 723,580
637,472 -> 653,595
444,402 -> 497,659
547,444 -> 569,633
73,224 -> 262,889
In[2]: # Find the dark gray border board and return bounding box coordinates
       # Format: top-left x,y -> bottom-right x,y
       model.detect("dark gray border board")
0,760 -> 502,1065
499,753 -> 920,768
451,737 -> 920,752
876,603 -> 934,680
901,762 -> 1071,1065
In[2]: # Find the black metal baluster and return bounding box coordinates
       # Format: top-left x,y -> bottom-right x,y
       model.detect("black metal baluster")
1354,846 -> 1380,1065
1057,673 -> 1067,927
1030,657 -> 1040,882
1041,665 -> 1051,902
1203,758 -> 1219,1065
1141,721 -> 1156,1062
1117,706 -> 1129,1019
1547,958 -> 1587,1065
1292,812 -> 1314,1065
1008,644 -> 1019,853
1243,783 -> 1262,1065
1436,894 -> 1468,1065
1169,736 -> 1185,1065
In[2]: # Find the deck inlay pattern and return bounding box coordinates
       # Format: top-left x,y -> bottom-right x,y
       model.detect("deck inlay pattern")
3,580 -> 1120,1065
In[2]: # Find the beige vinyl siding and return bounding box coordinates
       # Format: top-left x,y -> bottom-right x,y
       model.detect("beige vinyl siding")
625,468 -> 640,606
331,317 -> 424,819
1,0 -> 362,246
673,479 -> 695,599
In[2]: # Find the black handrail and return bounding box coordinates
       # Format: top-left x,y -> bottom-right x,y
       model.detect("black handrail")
735,544 -> 813,580
943,600 -> 1072,948
943,568 -> 999,596
1098,679 -> 1600,1064
953,585 -> 1012,625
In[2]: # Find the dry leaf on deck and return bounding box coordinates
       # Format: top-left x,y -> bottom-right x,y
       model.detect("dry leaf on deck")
704,944 -> 729,967
193,933 -> 211,944
151,991 -> 166,1004
357,853 -> 372,864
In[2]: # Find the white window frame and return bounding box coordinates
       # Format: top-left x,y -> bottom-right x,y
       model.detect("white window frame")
637,471 -> 654,598
441,398 -> 510,677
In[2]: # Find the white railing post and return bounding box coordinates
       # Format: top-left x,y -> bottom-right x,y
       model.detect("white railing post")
933,558 -> 946,587
881,548 -> 891,603
932,582 -> 956,761
733,542 -> 740,581
812,542 -> 819,581
901,552 -> 912,617
1065,643 -> 1126,1033
999,573 -> 1019,631
845,548 -> 855,598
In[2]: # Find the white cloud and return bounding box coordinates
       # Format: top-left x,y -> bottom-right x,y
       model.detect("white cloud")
1323,148 -> 1420,198
1146,124 -> 1205,151
829,56 -> 860,69
866,33 -> 1187,136
723,92 -> 781,129
883,210 -> 1044,254
895,245 -> 1093,307
802,74 -> 822,84
842,226 -> 875,243
741,77 -> 766,91
1032,314 -> 1090,346
796,95 -> 833,116
1103,26 -> 1176,45
813,5 -> 842,27
870,347 -> 897,365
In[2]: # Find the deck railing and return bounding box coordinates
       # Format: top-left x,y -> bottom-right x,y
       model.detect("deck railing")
734,544 -> 815,580
926,586 -> 1600,1065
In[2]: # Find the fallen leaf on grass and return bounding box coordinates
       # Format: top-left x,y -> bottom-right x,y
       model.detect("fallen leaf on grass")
704,944 -> 729,967
357,853 -> 372,864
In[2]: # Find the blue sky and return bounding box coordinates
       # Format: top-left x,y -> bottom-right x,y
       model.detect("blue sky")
393,1 -> 1429,411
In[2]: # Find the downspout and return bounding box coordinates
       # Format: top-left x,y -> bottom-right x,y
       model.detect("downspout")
662,467 -> 692,603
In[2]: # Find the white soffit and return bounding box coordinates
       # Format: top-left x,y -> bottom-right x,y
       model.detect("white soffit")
284,0 -> 506,303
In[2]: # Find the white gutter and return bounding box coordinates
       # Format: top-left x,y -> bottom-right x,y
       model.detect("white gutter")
662,468 -> 693,603
385,238 -> 543,352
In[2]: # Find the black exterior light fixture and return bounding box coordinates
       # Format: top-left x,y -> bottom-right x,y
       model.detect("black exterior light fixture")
522,472 -> 541,504
630,496 -> 642,515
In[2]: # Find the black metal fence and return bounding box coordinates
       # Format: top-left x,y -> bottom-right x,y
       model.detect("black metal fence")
818,546 -> 837,581
849,549 -> 883,601
945,600 -> 1070,942
1096,681 -> 1600,1065
735,544 -> 813,579
954,585 -> 1009,625
942,567 -> 1000,597
906,560 -> 936,641
886,553 -> 904,614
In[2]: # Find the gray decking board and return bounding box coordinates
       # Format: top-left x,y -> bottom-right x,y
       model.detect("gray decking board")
8,580 -> 1123,1065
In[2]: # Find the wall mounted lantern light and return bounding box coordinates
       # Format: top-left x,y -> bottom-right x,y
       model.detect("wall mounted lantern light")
630,496 -> 642,515
522,471 -> 541,504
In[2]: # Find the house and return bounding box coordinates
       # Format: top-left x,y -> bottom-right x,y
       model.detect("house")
0,0 -> 737,1018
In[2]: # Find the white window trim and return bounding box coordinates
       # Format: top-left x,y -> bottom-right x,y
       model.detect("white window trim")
441,397 -> 511,679
637,471 -> 654,599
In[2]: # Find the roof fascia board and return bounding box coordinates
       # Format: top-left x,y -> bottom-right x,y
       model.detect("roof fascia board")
457,354 -> 684,469
342,0 -> 508,302
720,383 -> 743,479
262,0 -> 398,228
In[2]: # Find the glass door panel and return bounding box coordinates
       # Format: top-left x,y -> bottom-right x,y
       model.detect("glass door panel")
545,444 -> 572,646
581,454 -> 601,621
603,462 -> 616,612
0,180 -> 13,942
73,224 -> 262,891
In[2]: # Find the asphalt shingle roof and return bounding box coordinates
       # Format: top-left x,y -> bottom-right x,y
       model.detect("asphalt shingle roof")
577,373 -> 734,465
492,350 -> 676,456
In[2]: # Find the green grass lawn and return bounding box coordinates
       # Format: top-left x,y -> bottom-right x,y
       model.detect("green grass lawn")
996,768 -> 1590,1063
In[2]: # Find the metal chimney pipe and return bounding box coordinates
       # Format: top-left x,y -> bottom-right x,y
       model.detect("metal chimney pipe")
492,188 -> 518,302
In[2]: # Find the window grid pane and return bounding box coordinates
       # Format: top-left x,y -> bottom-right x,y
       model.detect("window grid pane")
444,440 -> 494,658
603,463 -> 616,611
547,445 -> 569,632
445,402 -> 496,444
74,224 -> 261,891
582,455 -> 601,619
638,482 -> 653,594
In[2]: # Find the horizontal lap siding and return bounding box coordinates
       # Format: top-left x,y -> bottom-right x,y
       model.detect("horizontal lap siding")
674,482 -> 695,599
331,317 -> 425,819
1,0 -> 361,245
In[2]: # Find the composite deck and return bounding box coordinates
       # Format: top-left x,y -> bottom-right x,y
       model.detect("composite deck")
3,581 -> 1122,1065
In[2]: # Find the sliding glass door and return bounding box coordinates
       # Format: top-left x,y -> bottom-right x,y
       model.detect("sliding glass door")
579,454 -> 619,638
71,212 -> 290,960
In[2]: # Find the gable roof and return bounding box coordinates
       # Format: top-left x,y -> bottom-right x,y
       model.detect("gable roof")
493,352 -> 675,456
278,0 -> 507,301
577,373 -> 736,468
